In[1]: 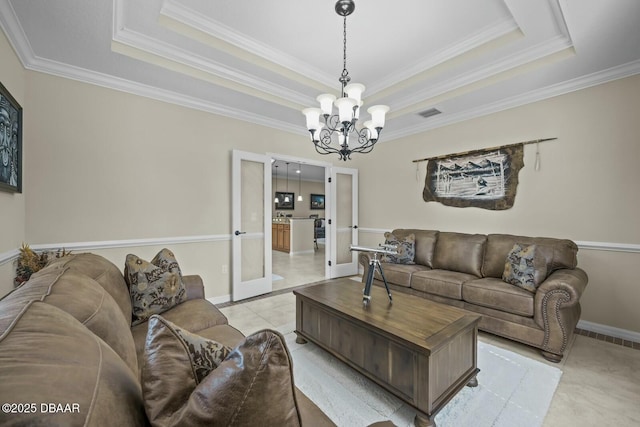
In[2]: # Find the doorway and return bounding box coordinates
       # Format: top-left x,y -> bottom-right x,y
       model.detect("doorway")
270,157 -> 327,291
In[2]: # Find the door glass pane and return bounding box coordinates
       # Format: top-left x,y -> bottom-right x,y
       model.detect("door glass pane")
336,172 -> 353,264
241,159 -> 265,281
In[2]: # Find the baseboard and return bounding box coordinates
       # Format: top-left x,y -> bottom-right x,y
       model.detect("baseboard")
577,320 -> 640,343
207,295 -> 230,305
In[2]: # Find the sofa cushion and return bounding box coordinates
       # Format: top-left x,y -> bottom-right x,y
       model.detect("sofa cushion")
381,232 -> 415,264
44,252 -> 132,322
131,298 -> 230,377
411,270 -> 477,300
142,322 -> 302,427
482,234 -> 578,279
502,244 -> 547,293
462,278 -> 534,317
432,232 -> 486,276
374,263 -> 430,287
0,299 -> 146,426
5,267 -> 138,375
125,248 -> 187,325
391,229 -> 439,268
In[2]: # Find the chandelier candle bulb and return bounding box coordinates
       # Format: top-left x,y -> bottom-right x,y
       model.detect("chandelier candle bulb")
302,108 -> 322,130
368,105 -> 390,128
312,124 -> 324,142
363,121 -> 378,140
317,94 -> 336,116
335,97 -> 357,123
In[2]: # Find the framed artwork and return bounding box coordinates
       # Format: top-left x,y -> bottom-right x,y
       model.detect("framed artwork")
422,144 -> 524,210
0,82 -> 22,193
275,192 -> 295,210
310,194 -> 325,210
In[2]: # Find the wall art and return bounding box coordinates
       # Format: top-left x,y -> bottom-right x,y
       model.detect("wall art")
0,82 -> 22,193
422,144 -> 524,210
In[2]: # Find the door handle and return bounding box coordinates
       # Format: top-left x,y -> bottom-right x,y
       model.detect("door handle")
350,225 -> 358,229
234,230 -> 246,236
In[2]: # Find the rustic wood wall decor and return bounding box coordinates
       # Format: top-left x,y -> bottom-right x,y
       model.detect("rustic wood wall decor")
414,138 -> 556,210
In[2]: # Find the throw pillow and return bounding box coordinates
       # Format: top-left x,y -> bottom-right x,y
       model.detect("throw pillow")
142,317 -> 302,427
502,243 -> 547,292
125,248 -> 187,325
380,232 -> 416,264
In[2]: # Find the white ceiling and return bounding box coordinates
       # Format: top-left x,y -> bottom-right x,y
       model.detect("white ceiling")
1,0 -> 639,146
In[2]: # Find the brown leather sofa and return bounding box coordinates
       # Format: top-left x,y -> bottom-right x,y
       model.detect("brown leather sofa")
0,253 -> 335,426
359,230 -> 589,362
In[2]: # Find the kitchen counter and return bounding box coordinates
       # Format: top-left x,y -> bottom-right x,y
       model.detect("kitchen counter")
272,218 -> 315,254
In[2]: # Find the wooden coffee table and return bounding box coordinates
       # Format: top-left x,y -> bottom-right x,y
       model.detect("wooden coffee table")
294,278 -> 480,427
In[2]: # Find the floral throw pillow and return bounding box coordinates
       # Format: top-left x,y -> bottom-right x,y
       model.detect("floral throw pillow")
502,243 -> 547,293
380,232 -> 416,264
125,248 -> 187,325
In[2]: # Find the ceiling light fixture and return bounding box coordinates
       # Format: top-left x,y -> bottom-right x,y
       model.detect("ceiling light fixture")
284,162 -> 290,203
297,164 -> 303,202
274,164 -> 279,204
302,0 -> 390,161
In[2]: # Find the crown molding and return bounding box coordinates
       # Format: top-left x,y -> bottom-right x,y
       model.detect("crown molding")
367,19 -> 521,96
389,34 -> 574,115
0,0 -> 35,65
383,59 -> 640,142
159,0 -> 336,89
112,27 -> 313,109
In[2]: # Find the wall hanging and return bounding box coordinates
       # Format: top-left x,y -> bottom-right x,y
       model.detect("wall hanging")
414,138 -> 555,210
0,82 -> 22,193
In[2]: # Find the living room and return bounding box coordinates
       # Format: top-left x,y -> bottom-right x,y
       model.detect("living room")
0,1 -> 638,426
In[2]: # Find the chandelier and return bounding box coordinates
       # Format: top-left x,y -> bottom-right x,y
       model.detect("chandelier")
302,0 -> 389,161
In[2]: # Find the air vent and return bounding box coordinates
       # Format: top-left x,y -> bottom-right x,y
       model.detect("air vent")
418,108 -> 441,119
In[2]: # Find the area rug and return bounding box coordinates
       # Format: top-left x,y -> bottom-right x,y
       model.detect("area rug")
282,328 -> 562,427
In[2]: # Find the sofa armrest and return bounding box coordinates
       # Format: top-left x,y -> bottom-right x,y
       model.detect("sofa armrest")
533,268 -> 588,358
535,268 -> 588,309
182,275 -> 205,300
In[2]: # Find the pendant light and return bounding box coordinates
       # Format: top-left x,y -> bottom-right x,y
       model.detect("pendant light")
297,164 -> 303,202
274,164 -> 279,204
284,163 -> 290,203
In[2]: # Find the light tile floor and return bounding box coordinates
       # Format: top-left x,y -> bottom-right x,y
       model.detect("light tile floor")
271,244 -> 326,291
220,279 -> 640,427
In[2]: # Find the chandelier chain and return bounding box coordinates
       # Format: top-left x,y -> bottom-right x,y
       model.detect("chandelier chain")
343,15 -> 348,77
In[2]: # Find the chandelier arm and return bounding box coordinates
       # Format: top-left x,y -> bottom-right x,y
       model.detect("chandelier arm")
323,114 -> 342,132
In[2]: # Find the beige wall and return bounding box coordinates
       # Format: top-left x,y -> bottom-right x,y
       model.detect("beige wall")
272,179 -> 325,218
352,74 -> 640,333
0,30 -> 26,296
20,71 -> 333,300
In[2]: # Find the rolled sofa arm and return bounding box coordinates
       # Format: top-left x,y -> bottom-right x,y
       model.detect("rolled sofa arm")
182,275 -> 205,300
534,268 -> 588,358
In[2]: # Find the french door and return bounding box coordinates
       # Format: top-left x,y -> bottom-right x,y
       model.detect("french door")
328,166 -> 359,278
231,150 -> 272,301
